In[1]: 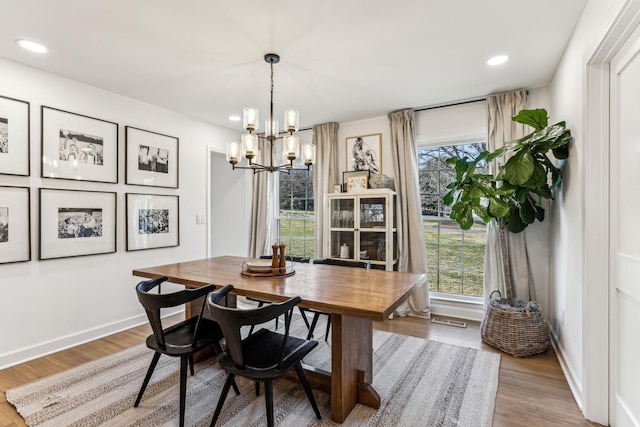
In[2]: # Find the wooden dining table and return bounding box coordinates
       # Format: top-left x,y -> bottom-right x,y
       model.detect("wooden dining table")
133,255 -> 426,423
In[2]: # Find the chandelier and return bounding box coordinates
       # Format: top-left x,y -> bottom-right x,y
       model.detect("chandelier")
226,53 -> 316,173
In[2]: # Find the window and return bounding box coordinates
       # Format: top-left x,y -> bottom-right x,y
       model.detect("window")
418,142 -> 487,298
278,166 -> 315,258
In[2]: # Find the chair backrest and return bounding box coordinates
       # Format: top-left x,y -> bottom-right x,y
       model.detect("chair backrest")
260,255 -> 310,263
207,285 -> 301,370
136,276 -> 217,350
312,258 -> 368,268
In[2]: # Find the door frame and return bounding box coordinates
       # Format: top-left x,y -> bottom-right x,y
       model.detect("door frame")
584,0 -> 640,423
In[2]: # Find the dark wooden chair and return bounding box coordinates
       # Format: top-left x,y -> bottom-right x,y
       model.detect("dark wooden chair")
134,276 -> 239,427
245,255 -> 311,335
206,285 -> 321,427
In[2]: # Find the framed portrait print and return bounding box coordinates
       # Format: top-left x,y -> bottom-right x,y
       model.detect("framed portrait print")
0,95 -> 30,176
41,106 -> 118,183
0,186 -> 31,264
343,170 -> 370,193
125,126 -> 179,188
39,188 -> 117,260
346,133 -> 381,173
126,193 -> 179,251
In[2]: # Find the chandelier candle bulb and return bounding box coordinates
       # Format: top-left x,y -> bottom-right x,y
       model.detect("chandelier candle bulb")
284,109 -> 299,132
241,133 -> 258,159
302,144 -> 316,165
283,135 -> 299,160
243,107 -> 258,131
265,119 -> 279,138
226,141 -> 241,164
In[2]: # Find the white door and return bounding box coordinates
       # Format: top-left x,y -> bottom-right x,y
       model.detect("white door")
610,21 -> 640,427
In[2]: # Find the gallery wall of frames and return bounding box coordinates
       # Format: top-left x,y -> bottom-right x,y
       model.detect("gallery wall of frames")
0,94 -> 180,264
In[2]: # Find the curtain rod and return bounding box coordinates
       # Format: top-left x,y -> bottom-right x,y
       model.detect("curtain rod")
297,89 -> 529,130
414,89 -> 529,113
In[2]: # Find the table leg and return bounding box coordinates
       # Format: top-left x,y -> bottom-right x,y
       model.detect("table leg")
330,314 -> 380,423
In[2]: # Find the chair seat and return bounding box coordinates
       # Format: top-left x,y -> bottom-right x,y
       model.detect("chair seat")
145,317 -> 223,356
217,328 -> 318,381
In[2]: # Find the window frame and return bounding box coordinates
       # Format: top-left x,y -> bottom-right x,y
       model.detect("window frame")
417,135 -> 487,303
276,164 -> 315,259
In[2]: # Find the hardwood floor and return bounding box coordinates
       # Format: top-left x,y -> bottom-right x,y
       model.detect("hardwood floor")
0,314 -> 598,427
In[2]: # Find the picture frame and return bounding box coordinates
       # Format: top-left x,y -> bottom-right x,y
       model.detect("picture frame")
0,95 -> 30,176
346,133 -> 381,173
0,186 -> 31,264
39,188 -> 117,260
126,193 -> 179,251
343,170 -> 370,193
125,126 -> 179,188
41,106 -> 118,183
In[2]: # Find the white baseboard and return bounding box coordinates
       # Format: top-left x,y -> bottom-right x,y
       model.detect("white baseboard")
0,308 -> 183,370
547,322 -> 584,413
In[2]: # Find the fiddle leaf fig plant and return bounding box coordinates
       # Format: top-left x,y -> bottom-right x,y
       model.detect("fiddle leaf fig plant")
443,108 -> 572,234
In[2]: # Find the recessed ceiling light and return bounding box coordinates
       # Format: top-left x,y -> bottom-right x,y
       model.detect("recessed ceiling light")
228,115 -> 241,121
487,55 -> 509,66
16,39 -> 48,53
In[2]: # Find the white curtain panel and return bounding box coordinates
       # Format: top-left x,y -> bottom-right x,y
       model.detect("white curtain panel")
485,90 -> 538,303
248,139 -> 278,258
388,109 -> 430,317
313,122 -> 339,259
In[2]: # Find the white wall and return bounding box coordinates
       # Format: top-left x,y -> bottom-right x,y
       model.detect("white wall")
548,0 -> 629,422
0,57 -> 248,369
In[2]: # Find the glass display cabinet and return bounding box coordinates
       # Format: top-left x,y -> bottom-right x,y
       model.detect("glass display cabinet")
325,188 -> 397,270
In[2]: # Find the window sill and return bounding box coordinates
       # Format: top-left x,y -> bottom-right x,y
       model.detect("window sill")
429,293 -> 484,322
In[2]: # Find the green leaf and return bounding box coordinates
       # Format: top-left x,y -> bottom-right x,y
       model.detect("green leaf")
534,204 -> 545,222
443,190 -> 454,206
553,146 -> 569,160
472,204 -> 491,223
519,198 -> 536,224
506,210 -> 527,233
488,197 -> 510,218
511,109 -> 548,131
514,187 -> 529,203
504,150 -> 535,185
524,162 -> 547,187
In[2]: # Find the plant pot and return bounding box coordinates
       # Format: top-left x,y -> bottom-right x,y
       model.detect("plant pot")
480,296 -> 550,357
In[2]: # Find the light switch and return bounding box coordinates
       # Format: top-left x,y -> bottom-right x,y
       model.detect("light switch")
196,214 -> 206,224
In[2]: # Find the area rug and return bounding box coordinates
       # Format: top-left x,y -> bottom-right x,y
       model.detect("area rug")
6,320 -> 500,426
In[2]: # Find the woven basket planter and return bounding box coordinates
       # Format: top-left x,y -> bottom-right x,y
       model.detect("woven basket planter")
480,295 -> 550,357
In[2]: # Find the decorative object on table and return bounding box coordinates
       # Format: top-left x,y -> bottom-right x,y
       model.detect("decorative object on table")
340,243 -> 349,259
41,106 -> 118,183
444,108 -> 572,357
333,184 -> 342,193
125,126 -> 179,188
369,173 -> 391,189
279,243 -> 286,272
0,94 -> 30,176
346,133 -> 381,173
224,53 -> 316,174
39,188 -> 116,260
0,186 -> 31,264
125,193 -> 179,251
343,170 -> 370,193
241,259 -> 295,277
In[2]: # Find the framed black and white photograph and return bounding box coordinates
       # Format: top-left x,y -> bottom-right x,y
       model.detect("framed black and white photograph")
0,95 -> 30,176
0,186 -> 31,264
125,126 -> 179,188
343,170 -> 370,193
39,188 -> 116,260
126,193 -> 179,251
346,133 -> 381,173
41,106 -> 118,183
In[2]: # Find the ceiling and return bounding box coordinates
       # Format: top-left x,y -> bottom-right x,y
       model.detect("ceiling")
0,0 -> 587,131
